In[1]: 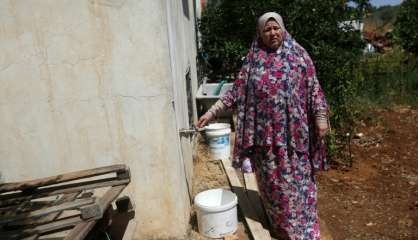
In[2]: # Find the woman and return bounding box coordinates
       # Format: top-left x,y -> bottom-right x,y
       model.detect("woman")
197,12 -> 329,240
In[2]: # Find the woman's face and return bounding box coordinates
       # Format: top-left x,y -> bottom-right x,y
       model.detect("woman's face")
260,19 -> 283,50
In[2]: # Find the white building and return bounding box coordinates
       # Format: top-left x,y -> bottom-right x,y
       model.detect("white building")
338,20 -> 364,32
0,0 -> 199,239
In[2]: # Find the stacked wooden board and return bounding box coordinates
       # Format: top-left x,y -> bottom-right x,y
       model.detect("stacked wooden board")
0,164 -> 131,240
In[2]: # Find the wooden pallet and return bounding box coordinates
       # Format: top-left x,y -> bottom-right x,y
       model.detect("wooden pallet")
0,164 -> 131,240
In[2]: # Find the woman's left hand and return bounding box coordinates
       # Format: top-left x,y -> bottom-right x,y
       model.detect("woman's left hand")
316,119 -> 329,138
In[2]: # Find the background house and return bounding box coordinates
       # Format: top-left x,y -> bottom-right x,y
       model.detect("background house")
0,0 -> 199,239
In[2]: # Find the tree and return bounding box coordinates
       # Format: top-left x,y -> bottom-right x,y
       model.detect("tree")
199,0 -> 369,130
395,0 -> 418,55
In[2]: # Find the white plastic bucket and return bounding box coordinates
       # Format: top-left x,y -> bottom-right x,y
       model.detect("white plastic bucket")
205,123 -> 231,160
194,188 -> 238,238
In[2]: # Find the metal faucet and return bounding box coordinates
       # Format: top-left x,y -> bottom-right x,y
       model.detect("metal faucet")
179,125 -> 204,137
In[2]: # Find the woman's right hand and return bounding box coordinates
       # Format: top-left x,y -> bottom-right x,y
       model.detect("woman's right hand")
196,111 -> 214,129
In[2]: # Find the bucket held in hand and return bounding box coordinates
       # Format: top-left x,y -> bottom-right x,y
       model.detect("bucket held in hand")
205,123 -> 231,160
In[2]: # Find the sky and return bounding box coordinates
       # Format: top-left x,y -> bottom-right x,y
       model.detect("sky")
370,0 -> 403,6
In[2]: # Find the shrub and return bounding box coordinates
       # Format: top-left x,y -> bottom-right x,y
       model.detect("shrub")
199,0 -> 369,135
395,0 -> 418,55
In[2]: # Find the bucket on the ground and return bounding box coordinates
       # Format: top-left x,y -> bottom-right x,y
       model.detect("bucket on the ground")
194,188 -> 238,238
205,123 -> 231,160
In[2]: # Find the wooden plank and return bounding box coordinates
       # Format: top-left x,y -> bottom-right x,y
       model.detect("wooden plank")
224,234 -> 239,240
0,198 -> 31,219
0,164 -> 129,193
0,197 -> 94,225
0,215 -> 83,239
15,192 -> 81,240
320,218 -> 334,240
21,236 -> 38,240
243,173 -> 269,228
66,186 -> 124,240
3,193 -> 81,227
80,185 -> 126,220
0,166 -> 130,240
221,159 -> 271,240
0,196 -> 32,208
243,173 -> 259,191
0,177 -> 129,202
33,215 -> 83,234
64,220 -> 97,240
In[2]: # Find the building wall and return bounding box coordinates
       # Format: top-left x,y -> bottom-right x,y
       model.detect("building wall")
166,0 -> 199,199
0,0 -> 197,239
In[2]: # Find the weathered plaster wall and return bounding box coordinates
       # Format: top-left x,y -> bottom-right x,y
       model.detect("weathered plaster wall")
166,0 -> 198,201
0,0 -> 195,239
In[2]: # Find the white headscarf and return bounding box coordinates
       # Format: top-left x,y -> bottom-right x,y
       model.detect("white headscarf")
257,12 -> 286,35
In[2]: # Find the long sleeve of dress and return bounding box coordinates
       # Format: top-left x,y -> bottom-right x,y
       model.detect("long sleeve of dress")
207,99 -> 227,117
303,54 -> 328,116
220,52 -> 252,108
308,63 -> 328,126
219,51 -> 254,172
302,49 -> 329,172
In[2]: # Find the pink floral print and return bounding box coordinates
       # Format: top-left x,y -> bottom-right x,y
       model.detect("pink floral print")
221,31 -> 328,239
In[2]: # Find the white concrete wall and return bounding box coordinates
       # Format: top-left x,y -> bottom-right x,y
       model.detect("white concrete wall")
0,0 -> 197,239
166,0 -> 199,198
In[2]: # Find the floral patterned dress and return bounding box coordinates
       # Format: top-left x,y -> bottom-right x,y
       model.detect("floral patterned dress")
220,31 -> 328,240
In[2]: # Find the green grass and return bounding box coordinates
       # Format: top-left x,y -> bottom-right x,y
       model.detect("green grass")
354,52 -> 418,108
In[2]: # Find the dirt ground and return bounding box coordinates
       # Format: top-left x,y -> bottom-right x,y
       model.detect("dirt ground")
317,105 -> 418,240
189,134 -> 251,240
189,105 -> 418,240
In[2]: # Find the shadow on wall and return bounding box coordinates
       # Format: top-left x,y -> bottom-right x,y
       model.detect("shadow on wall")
86,205 -> 136,240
